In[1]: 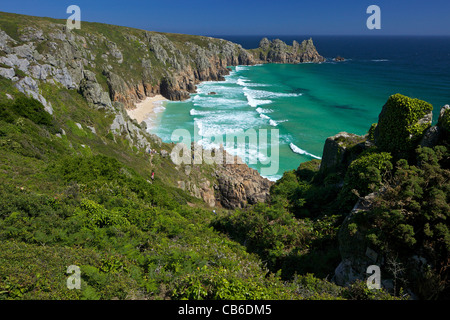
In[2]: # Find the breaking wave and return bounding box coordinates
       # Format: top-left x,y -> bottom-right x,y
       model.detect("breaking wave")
289,143 -> 321,159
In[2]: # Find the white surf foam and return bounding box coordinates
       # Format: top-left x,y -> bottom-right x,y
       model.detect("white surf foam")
243,87 -> 272,107
262,174 -> 282,182
235,66 -> 250,72
289,143 -> 321,159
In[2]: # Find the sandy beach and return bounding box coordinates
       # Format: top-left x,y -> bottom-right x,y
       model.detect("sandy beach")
126,95 -> 167,128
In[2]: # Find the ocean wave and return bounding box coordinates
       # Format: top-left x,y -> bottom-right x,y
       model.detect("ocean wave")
256,107 -> 273,114
153,105 -> 166,113
193,96 -> 246,108
269,119 -> 278,127
269,119 -> 288,127
244,88 -> 272,107
289,143 -> 321,159
237,77 -> 269,87
256,108 -> 287,127
190,109 -> 210,116
236,78 -> 249,86
262,174 -> 282,182
224,141 -> 270,164
195,134 -> 270,165
198,83 -> 236,92
244,87 -> 302,99
235,66 -> 250,72
193,111 -> 265,137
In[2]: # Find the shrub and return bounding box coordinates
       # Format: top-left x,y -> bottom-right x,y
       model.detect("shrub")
75,199 -> 130,229
0,95 -> 54,128
374,94 -> 432,154
212,203 -> 312,274
367,123 -> 377,141
338,151 -> 393,210
346,146 -> 450,299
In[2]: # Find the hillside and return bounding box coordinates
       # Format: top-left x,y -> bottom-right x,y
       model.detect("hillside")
0,11 -> 448,300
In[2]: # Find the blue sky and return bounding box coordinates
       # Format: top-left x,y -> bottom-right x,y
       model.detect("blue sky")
1,0 -> 449,36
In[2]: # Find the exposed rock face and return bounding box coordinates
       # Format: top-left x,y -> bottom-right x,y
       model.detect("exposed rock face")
175,147 -> 274,209
438,105 -> 450,135
334,56 -> 345,62
419,125 -> 441,148
109,101 -> 162,150
178,179 -> 216,208
319,132 -> 369,173
334,192 -> 380,287
154,37 -> 256,103
254,38 -> 325,64
79,70 -> 113,110
215,155 -> 274,209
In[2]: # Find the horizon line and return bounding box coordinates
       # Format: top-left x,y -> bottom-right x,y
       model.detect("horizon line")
1,10 -> 450,38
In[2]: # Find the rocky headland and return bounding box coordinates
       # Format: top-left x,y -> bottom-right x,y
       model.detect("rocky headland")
251,37 -> 325,64
0,11 -> 324,209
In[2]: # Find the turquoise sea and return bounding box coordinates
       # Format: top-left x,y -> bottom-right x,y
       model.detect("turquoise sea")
151,36 -> 450,181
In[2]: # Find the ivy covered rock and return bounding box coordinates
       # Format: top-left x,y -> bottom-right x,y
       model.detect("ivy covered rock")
373,94 -> 433,154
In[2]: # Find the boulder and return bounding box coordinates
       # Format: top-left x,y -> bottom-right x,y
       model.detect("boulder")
0,67 -> 15,80
334,56 -> 345,62
334,192 -> 381,287
215,151 -> 274,209
19,27 -> 45,42
0,29 -> 17,53
319,132 -> 367,173
0,54 -> 30,72
259,37 -> 271,51
419,125 -> 441,148
79,70 -> 113,110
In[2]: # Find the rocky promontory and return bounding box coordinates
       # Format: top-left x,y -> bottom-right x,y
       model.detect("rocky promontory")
251,37 -> 325,64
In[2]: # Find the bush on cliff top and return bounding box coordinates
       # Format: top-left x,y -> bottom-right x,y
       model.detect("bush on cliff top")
375,94 -> 432,154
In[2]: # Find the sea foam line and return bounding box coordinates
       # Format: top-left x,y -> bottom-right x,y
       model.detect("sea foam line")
289,143 -> 321,159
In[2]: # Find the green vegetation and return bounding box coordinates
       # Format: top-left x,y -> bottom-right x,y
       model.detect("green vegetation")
338,151 -> 393,210
342,146 -> 450,298
375,94 -> 433,154
0,10 -> 448,300
0,95 -> 55,130
439,107 -> 450,132
0,70 -> 408,300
